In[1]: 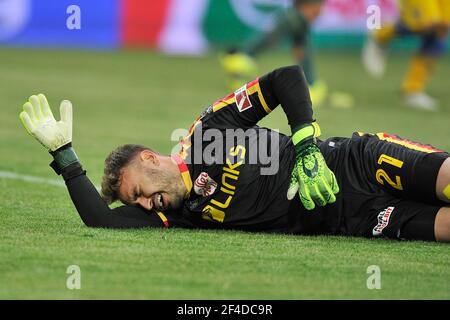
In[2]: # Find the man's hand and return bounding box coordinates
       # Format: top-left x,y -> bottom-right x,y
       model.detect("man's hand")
19,94 -> 78,173
19,94 -> 72,151
287,123 -> 339,210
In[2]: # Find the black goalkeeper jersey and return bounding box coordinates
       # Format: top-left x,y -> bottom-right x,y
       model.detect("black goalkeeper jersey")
60,67 -> 448,240
168,71 -> 321,233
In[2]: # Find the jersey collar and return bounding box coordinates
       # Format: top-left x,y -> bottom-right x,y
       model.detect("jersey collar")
171,154 -> 193,199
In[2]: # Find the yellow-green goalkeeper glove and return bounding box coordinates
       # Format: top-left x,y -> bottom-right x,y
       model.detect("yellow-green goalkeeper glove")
287,122 -> 339,210
19,94 -> 78,172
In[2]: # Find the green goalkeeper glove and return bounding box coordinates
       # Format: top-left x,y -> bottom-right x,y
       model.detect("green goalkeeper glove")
19,94 -> 78,172
287,122 -> 339,210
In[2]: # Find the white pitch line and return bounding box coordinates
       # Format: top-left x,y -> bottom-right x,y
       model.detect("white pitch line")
0,170 -> 65,187
0,170 -> 101,190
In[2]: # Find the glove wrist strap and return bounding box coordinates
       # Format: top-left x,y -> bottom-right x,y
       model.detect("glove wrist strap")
292,122 -> 321,146
49,143 -> 79,174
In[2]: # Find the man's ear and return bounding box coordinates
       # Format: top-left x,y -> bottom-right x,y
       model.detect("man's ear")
140,150 -> 159,166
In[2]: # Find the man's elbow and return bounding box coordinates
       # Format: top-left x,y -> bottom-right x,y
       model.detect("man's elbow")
285,65 -> 305,80
271,65 -> 306,83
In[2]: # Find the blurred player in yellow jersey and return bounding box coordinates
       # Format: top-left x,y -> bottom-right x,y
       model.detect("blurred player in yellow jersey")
363,0 -> 450,111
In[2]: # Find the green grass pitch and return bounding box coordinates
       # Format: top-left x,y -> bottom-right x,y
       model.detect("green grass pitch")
0,48 -> 449,299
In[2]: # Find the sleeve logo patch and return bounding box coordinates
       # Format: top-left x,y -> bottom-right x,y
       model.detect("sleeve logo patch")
234,84 -> 253,112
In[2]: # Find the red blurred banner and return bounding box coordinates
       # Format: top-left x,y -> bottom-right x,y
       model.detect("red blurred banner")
121,0 -> 171,47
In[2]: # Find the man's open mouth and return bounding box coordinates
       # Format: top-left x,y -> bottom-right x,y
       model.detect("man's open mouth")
153,192 -> 167,211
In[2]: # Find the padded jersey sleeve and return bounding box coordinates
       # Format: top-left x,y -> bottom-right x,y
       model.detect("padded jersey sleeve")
202,65 -> 313,131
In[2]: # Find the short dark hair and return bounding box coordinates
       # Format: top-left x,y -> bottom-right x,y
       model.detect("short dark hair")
101,144 -> 157,204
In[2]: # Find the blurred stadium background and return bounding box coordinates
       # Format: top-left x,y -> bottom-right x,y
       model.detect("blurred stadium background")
0,0 -> 449,299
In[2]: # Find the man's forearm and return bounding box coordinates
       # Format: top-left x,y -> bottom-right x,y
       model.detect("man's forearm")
61,162 -> 110,227
259,65 -> 313,131
60,162 -> 164,229
258,67 -> 339,209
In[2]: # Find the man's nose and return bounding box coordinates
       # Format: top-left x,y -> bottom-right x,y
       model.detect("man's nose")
137,197 -> 152,210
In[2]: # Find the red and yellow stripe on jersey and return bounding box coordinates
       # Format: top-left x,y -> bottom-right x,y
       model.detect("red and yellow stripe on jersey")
156,211 -> 169,228
178,116 -> 202,161
212,78 -> 272,114
172,154 -> 193,198
376,132 -> 444,153
212,92 -> 235,113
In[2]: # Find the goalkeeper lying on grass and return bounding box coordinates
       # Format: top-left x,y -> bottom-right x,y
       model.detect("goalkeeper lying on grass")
19,66 -> 450,242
